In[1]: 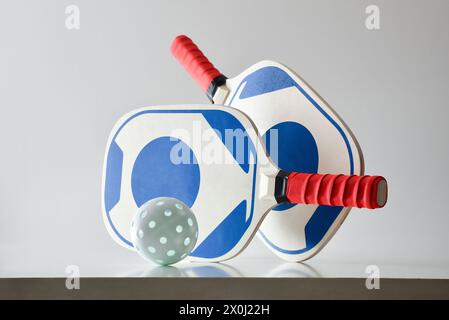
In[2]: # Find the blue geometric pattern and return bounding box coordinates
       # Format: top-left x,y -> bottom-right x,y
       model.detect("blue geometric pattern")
230,66 -> 353,255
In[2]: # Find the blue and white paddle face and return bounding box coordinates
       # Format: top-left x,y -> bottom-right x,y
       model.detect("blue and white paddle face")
102,105 -> 278,262
223,61 -> 364,262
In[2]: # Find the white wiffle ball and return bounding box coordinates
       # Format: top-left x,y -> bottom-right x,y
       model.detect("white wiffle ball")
130,197 -> 198,265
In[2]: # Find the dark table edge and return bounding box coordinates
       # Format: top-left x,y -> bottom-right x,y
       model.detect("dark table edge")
1,277 -> 448,300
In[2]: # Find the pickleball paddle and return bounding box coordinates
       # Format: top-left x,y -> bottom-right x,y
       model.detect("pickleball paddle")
171,35 -> 368,262
102,104 -> 387,262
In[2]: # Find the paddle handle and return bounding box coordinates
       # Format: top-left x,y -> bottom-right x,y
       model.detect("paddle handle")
284,173 -> 387,209
170,35 -> 226,100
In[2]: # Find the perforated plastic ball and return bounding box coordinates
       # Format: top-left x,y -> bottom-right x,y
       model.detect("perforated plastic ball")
130,197 -> 198,265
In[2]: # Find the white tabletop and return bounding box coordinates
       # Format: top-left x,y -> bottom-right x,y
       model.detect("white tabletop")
2,257 -> 448,279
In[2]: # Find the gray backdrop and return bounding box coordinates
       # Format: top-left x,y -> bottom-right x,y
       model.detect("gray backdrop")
1,0 -> 448,275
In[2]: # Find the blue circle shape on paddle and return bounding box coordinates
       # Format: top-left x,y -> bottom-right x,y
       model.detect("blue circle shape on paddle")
131,136 -> 201,208
262,121 -> 319,211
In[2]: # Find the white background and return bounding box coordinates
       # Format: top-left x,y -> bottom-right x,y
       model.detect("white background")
1,0 -> 448,275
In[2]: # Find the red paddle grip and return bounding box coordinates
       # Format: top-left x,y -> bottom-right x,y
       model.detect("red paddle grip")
170,35 -> 223,92
285,173 -> 387,209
